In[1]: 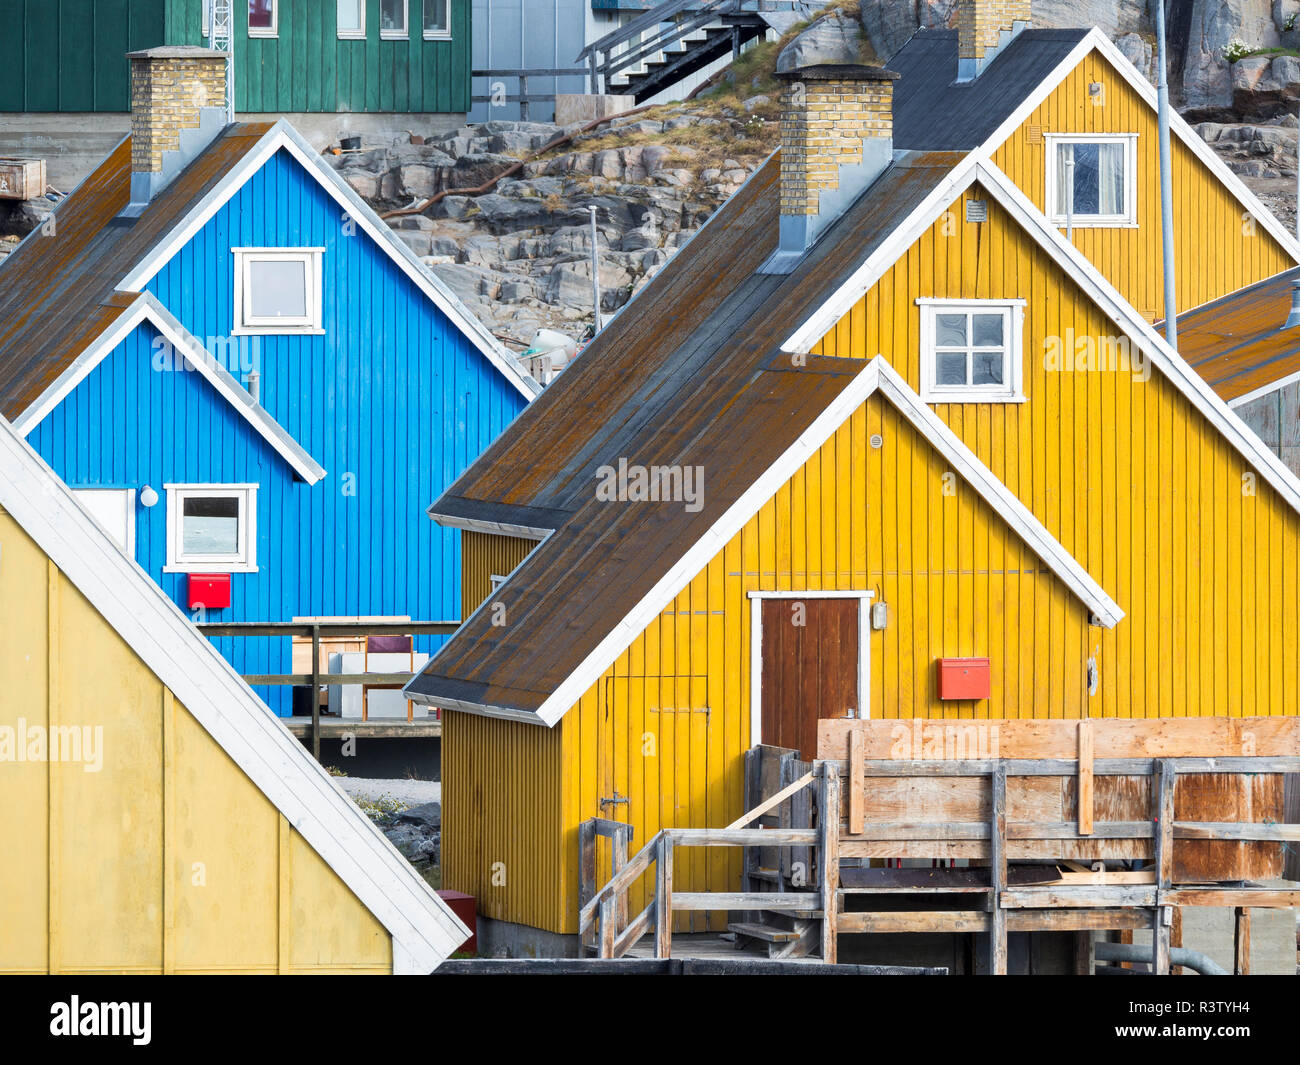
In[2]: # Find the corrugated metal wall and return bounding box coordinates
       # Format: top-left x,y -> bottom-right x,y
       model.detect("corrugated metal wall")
28,147 -> 528,712
0,507 -> 393,973
459,529 -> 536,619
168,0 -> 472,114
991,49 -> 1294,318
0,0 -> 167,112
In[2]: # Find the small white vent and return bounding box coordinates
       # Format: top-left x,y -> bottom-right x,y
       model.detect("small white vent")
965,199 -> 988,223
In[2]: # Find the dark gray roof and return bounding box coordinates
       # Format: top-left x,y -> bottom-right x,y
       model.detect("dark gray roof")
890,28 -> 1090,151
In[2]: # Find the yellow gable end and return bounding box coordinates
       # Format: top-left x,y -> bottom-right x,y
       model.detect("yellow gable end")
0,508 -> 391,974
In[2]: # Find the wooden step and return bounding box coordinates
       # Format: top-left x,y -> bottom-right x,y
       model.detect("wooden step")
727,922 -> 802,944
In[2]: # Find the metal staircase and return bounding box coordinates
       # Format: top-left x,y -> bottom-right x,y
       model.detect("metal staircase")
579,1 -> 816,104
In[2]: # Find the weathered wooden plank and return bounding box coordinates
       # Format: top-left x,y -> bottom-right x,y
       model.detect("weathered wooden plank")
818,717 -> 1300,761
819,763 -> 841,963
668,892 -> 821,911
1001,885 -> 1159,908
1078,719 -> 1094,835
1234,908 -> 1251,976
1160,888 -> 1300,908
839,820 -> 1154,842
722,772 -> 815,830
840,910 -> 991,934
654,835 -> 672,958
665,828 -> 819,846
848,730 -> 865,835
990,765 -> 1007,976
1173,821 -> 1300,841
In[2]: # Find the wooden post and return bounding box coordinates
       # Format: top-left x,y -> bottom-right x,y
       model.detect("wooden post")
612,824 -> 630,934
310,622 -> 321,761
848,729 -> 865,835
519,74 -> 530,121
1234,907 -> 1251,975
655,834 -> 673,958
1170,906 -> 1183,975
1073,930 -> 1095,975
588,51 -> 601,95
578,820 -> 596,954
598,896 -> 616,959
990,764 -> 1008,975
817,762 -> 841,964
1077,719 -> 1094,835
1152,758 -> 1175,975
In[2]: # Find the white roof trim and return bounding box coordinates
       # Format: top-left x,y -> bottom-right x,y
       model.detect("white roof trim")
411,357 -> 1121,726
12,292 -> 326,485
428,512 -> 552,540
0,418 -> 469,971
978,27 -> 1300,265
1225,365 -> 1300,409
115,121 -> 541,401
970,157 -> 1300,515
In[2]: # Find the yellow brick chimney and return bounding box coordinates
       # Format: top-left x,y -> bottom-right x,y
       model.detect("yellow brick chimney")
956,0 -> 1032,81
766,64 -> 899,272
126,46 -> 229,212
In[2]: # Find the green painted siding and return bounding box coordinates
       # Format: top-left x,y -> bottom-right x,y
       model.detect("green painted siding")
1,0 -> 469,113
170,0 -> 471,114
0,0 -> 167,112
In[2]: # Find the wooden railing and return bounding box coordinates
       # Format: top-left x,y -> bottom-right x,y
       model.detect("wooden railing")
196,619 -> 458,758
577,763 -> 832,959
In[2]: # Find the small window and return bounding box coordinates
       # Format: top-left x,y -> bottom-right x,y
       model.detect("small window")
338,0 -> 366,39
1046,134 -> 1137,227
165,485 -> 257,573
233,248 -> 324,334
380,0 -> 408,38
918,299 -> 1026,403
249,0 -> 278,37
423,0 -> 450,39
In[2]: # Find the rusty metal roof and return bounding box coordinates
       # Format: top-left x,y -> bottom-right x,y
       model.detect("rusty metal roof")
1175,267 -> 1300,403
407,150 -> 967,717
0,123 -> 274,420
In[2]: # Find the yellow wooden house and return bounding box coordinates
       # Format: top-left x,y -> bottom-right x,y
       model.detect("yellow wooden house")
0,418 -> 468,974
403,5 -> 1300,953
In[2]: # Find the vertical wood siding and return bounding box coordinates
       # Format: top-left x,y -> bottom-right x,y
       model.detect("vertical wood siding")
27,147 -> 527,712
167,0 -> 472,114
992,49 -> 1294,316
459,530 -> 536,619
0,0 -> 167,112
466,178 -> 1300,935
0,508 -> 392,973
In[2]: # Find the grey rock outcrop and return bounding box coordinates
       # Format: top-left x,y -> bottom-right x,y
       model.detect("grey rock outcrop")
777,11 -> 865,71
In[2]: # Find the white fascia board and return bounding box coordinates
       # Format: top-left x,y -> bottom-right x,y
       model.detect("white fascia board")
873,358 -> 1123,627
979,28 -> 1300,265
13,292 -> 326,485
783,153 -> 984,352
529,360 -> 886,727
116,121 -> 541,402
973,157 -> 1300,515
427,511 -> 553,540
453,354 -> 1121,728
0,419 -> 469,970
1226,366 -> 1300,409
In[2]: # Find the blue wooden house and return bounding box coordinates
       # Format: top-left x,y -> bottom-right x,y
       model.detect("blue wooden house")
0,46 -> 538,715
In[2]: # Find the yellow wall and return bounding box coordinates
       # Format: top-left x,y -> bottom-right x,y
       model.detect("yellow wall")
992,47 -> 1293,316
460,530 -> 537,620
451,177 -> 1300,936
0,508 -> 392,974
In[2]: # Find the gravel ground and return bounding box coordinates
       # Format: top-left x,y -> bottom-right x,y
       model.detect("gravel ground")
334,776 -> 441,807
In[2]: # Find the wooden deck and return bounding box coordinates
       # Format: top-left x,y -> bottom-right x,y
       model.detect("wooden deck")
281,716 -> 442,739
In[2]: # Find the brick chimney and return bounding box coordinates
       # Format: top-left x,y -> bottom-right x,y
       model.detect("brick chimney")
956,0 -> 1031,82
764,64 -> 898,273
125,46 -> 229,213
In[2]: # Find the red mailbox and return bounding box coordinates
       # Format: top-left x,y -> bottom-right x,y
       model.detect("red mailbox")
435,889 -> 478,954
187,573 -> 231,610
937,657 -> 990,700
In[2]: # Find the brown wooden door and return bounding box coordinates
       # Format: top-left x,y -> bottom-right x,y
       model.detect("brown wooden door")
760,597 -> 860,760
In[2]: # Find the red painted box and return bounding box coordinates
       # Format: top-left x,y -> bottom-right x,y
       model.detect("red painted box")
436,889 -> 477,954
187,573 -> 231,610
937,657 -> 990,700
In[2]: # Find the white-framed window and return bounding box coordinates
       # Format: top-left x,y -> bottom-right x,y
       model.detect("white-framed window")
1045,133 -> 1138,228
72,488 -> 136,556
338,0 -> 366,39
380,0 -> 408,38
232,248 -> 324,335
248,0 -> 278,37
423,0 -> 450,39
917,298 -> 1027,404
164,485 -> 258,573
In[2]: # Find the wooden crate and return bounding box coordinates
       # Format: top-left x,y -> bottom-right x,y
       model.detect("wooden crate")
0,158 -> 46,201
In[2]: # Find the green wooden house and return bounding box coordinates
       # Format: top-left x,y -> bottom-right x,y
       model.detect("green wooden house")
0,0 -> 471,120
